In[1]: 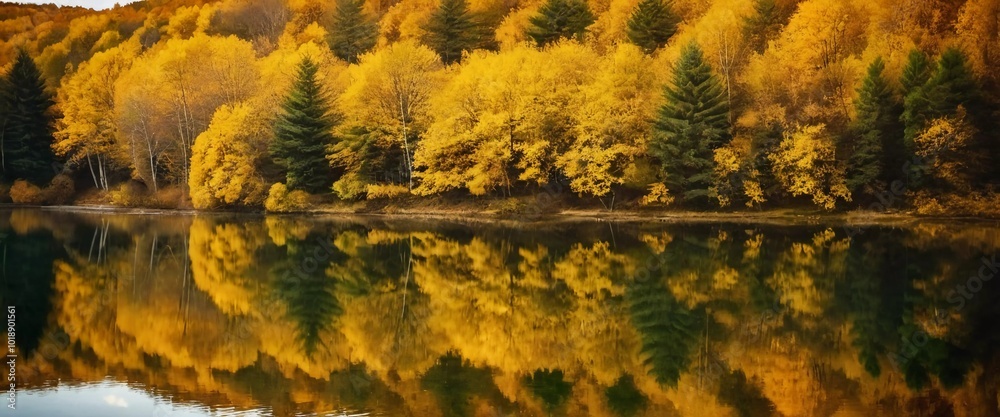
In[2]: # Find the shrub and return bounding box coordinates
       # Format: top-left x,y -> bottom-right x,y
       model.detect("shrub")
9,180 -> 44,204
109,183 -> 146,207
365,183 -> 410,200
42,174 -> 75,205
265,183 -> 310,213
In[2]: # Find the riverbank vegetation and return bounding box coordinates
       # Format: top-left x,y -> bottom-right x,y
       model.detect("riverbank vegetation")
1,0 -> 999,215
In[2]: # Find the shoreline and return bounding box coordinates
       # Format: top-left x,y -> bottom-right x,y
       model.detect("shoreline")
4,203 -> 1000,227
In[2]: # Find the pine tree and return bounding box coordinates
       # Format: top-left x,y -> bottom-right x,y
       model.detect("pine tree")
924,48 -> 981,118
649,42 -> 731,205
271,57 -> 338,194
1,50 -> 56,185
900,50 -> 932,152
328,0 -> 378,64
847,57 -> 902,195
526,0 -> 595,46
743,0 -> 786,54
423,0 -> 480,64
626,0 -> 678,55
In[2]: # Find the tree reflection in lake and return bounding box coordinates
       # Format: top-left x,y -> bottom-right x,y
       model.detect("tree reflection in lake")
4,208 -> 1000,417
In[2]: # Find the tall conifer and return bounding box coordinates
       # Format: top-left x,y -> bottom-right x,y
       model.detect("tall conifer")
271,57 -> 337,194
1,50 -> 56,184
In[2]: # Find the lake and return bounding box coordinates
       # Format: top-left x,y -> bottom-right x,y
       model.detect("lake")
2,208 -> 999,416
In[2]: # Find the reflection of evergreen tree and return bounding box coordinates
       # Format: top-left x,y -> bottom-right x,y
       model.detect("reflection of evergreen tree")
270,234 -> 343,356
605,375 -> 647,417
717,369 -> 775,417
523,368 -> 572,411
626,276 -> 701,386
421,352 -> 511,417
0,230 -> 59,358
843,238 -> 896,378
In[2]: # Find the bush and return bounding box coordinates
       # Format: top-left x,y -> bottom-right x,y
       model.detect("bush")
42,174 -> 75,205
492,198 -> 526,216
265,183 -> 310,213
109,183 -> 147,207
9,180 -> 44,204
365,183 -> 410,200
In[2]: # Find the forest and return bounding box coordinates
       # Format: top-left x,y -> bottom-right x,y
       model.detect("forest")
0,0 -> 998,214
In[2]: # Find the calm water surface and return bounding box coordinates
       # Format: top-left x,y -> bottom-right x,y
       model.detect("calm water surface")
2,208 -> 999,416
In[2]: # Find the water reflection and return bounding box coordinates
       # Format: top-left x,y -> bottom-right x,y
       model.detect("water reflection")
3,208 -> 1000,416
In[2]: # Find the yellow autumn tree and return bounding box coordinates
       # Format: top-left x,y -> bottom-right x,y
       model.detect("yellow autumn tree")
769,124 -> 851,209
558,43 -> 655,204
414,42 -> 596,196
336,40 -> 442,195
54,40 -> 139,191
189,103 -> 269,209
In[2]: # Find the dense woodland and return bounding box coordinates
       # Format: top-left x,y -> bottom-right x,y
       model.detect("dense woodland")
0,0 -> 998,213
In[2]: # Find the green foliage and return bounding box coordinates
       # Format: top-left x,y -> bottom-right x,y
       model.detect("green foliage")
625,0 -> 678,54
717,370 -> 776,417
627,277 -> 701,386
328,0 -> 378,64
1,49 -> 57,185
421,352 -> 511,417
422,0 -> 480,64
605,375 -> 648,417
900,50 -> 932,152
522,369 -> 572,411
649,42 -> 730,205
271,234 -> 344,356
742,0 -> 786,54
526,0 -> 595,46
847,57 -> 901,195
924,48 -> 981,119
271,57 -> 337,194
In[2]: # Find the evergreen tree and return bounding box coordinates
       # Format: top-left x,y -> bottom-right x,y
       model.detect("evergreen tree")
924,48 -> 981,119
649,42 -> 730,204
1,50 -> 56,185
901,48 -> 982,179
526,0 -> 595,46
625,0 -> 679,55
743,0 -> 786,54
847,57 -> 902,194
328,0 -> 378,64
423,0 -> 480,64
271,57 -> 338,194
900,50 -> 934,151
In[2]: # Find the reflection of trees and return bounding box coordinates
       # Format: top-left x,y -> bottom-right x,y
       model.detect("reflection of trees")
11,210 -> 1000,417
523,368 -> 573,412
605,375 -> 647,417
420,352 -> 511,417
1,230 -> 59,358
270,232 -> 343,356
716,370 -> 775,417
627,276 -> 702,387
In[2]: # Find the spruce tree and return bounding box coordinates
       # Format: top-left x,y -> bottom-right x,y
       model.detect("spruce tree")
526,0 -> 595,46
900,50 -> 932,152
271,57 -> 337,194
423,0 -> 480,64
1,50 -> 56,185
847,57 -> 902,194
743,0 -> 785,54
626,0 -> 679,55
901,49 -> 981,155
328,0 -> 378,64
649,42 -> 730,205
924,48 -> 981,118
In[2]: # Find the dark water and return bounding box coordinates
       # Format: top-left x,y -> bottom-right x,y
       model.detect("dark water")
1,208 -> 999,417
